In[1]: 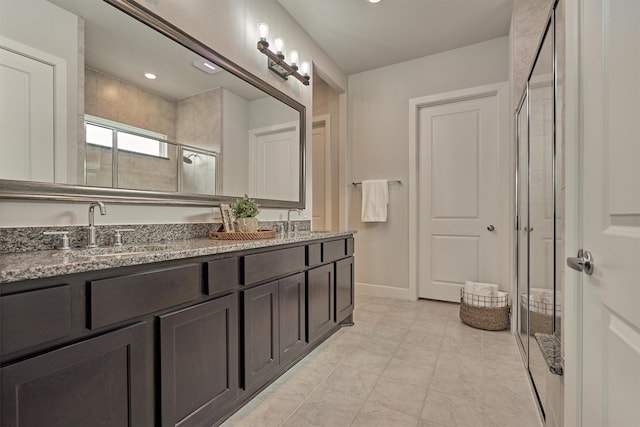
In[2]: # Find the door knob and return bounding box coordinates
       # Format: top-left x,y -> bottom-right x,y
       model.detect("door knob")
487,225 -> 495,231
567,249 -> 594,275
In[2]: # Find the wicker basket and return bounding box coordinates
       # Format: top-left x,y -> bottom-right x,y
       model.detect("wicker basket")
459,288 -> 510,331
209,229 -> 276,240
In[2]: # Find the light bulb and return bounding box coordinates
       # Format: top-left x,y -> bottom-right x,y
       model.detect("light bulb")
300,61 -> 310,77
289,50 -> 299,67
274,38 -> 284,55
258,23 -> 269,41
144,72 -> 157,80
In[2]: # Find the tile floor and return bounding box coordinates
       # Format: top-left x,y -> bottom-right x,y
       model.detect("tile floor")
222,294 -> 543,427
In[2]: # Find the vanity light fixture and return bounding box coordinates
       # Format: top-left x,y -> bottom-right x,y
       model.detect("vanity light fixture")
256,23 -> 310,86
144,72 -> 157,79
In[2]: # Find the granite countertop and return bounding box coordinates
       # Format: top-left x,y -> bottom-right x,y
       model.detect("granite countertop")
0,231 -> 355,284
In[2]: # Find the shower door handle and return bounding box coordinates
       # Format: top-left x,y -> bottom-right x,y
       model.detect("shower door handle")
567,249 -> 594,275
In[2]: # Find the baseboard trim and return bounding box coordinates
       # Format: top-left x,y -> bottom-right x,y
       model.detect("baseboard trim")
355,282 -> 413,300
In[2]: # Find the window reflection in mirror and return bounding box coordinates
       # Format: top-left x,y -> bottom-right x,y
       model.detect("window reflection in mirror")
0,0 -> 303,204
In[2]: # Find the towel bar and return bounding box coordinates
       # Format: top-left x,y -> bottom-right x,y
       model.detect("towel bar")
352,179 -> 402,186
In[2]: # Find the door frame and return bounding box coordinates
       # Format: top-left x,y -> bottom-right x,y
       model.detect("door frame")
408,82 -> 511,301
312,114 -> 332,230
563,0 -> 583,425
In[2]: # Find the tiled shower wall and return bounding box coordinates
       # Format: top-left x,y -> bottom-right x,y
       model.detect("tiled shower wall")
512,0 -> 555,108
83,69 -> 221,193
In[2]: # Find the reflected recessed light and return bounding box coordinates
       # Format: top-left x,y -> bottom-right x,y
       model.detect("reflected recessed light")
192,59 -> 220,75
144,72 -> 157,79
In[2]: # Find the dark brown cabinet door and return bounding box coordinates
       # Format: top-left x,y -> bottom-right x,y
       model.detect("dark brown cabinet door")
278,273 -> 306,366
307,264 -> 335,344
243,281 -> 279,389
335,257 -> 355,323
1,322 -> 147,427
159,294 -> 239,427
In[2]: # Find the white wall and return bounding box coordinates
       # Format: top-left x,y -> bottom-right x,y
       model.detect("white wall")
0,0 -> 347,226
221,89 -> 250,197
349,37 -> 510,295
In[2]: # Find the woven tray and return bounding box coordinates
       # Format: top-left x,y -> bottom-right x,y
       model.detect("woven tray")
459,289 -> 510,331
209,229 -> 276,240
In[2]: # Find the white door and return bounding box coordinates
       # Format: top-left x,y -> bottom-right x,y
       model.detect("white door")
249,123 -> 299,201
575,0 -> 640,425
0,46 -> 54,182
418,94 -> 499,301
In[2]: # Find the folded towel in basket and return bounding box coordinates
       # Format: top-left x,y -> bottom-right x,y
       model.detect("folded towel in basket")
463,281 -> 501,307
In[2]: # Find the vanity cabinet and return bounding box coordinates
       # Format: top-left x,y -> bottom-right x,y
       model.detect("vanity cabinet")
0,234 -> 354,427
243,272 -> 306,390
335,256 -> 355,323
243,281 -> 280,389
307,263 -> 335,344
278,273 -> 306,366
1,322 -> 147,427
159,294 -> 239,427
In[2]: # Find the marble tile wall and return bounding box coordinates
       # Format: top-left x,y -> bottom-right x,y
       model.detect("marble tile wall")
84,68 -> 177,140
512,0 -> 555,108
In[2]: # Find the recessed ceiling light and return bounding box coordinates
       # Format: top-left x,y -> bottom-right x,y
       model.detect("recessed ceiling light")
368,0 -> 381,3
144,73 -> 157,80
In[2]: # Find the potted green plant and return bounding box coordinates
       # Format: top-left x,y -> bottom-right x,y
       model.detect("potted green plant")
230,194 -> 260,232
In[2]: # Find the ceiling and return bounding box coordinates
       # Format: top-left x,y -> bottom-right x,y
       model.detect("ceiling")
278,0 -> 514,75
49,0 -> 266,101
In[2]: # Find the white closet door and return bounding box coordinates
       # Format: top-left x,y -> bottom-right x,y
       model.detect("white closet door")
577,0 -> 640,425
0,47 -> 54,182
418,95 -> 499,302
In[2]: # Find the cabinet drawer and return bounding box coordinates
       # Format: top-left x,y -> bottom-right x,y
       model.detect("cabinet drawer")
322,239 -> 347,263
88,264 -> 201,329
244,247 -> 305,285
1,286 -> 72,355
347,237 -> 355,257
206,257 -> 239,295
306,243 -> 322,267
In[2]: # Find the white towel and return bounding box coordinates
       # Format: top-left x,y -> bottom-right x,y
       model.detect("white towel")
361,179 -> 388,222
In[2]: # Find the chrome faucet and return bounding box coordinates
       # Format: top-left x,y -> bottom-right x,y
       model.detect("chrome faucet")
88,201 -> 106,248
286,208 -> 301,233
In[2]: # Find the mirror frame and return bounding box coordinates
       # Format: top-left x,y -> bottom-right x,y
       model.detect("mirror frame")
0,0 -> 306,209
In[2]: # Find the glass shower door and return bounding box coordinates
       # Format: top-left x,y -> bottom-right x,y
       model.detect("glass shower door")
516,92 -> 529,361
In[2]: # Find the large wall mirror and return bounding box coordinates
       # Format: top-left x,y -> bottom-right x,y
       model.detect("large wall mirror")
0,0 -> 305,208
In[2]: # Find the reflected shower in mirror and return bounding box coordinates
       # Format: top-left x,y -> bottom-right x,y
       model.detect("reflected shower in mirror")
0,0 -> 304,206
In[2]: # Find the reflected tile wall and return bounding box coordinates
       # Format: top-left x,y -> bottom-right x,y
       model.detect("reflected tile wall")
512,0 -> 555,107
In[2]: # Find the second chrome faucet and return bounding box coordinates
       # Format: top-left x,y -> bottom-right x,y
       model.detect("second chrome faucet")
88,201 -> 106,248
